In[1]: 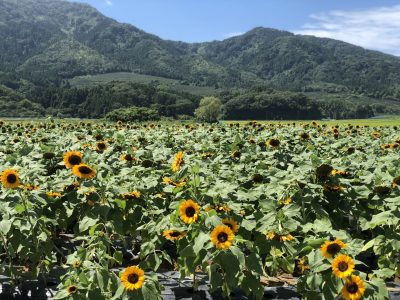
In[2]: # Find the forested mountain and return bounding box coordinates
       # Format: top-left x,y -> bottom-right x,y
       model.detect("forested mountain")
0,0 -> 400,118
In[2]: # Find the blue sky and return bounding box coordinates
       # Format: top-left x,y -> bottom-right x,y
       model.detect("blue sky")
73,0 -> 400,55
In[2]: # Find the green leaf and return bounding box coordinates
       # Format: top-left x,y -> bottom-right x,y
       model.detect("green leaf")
230,246 -> 245,266
78,216 -> 98,232
0,220 -> 12,235
193,232 -> 209,255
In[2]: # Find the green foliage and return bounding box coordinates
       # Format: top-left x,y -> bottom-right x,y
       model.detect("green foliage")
29,81 -> 200,119
194,96 -> 223,123
106,106 -> 160,122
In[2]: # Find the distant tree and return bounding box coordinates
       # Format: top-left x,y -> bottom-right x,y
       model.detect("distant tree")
194,96 -> 223,123
106,106 -> 160,122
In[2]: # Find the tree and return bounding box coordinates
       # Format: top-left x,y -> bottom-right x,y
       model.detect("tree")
194,96 -> 223,123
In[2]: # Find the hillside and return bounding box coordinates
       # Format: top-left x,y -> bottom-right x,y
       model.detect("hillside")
0,0 -> 400,118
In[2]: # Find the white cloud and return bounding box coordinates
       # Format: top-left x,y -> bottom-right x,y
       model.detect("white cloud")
224,32 -> 245,39
294,5 -> 400,56
104,0 -> 113,6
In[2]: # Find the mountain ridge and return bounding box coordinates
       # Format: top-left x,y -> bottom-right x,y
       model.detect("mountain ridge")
1,0 -> 400,118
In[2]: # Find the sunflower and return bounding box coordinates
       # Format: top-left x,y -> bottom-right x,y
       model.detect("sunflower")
201,152 -> 214,159
341,275 -> 366,300
120,266 -> 145,291
393,176 -> 400,187
332,254 -> 355,278
316,164 -> 334,180
279,197 -> 292,205
214,204 -> 231,213
331,169 -> 350,178
46,192 -> 62,198
72,164 -> 96,180
320,239 -> 346,258
266,231 -> 294,242
63,151 -> 83,169
294,257 -> 310,275
122,191 -> 141,200
1,169 -> 20,189
372,132 -> 380,139
267,138 -> 280,147
324,184 -> 345,193
171,151 -> 184,172
163,177 -> 186,187
222,218 -> 239,233
231,150 -> 241,158
121,154 -> 136,162
179,199 -> 200,224
300,132 -> 310,140
96,141 -> 108,152
72,260 -> 81,268
163,230 -> 186,241
67,285 -> 77,294
210,225 -> 235,249
25,184 -> 40,191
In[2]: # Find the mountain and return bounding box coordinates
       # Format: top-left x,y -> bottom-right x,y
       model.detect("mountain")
0,0 -> 400,118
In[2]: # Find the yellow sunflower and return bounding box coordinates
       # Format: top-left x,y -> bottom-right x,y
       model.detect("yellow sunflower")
121,154 -> 136,162
222,218 -> 239,233
122,191 -> 141,200
163,177 -> 186,187
279,197 -> 293,205
320,239 -> 346,258
267,138 -> 280,147
25,184 -> 40,191
46,192 -> 62,198
210,225 -> 235,249
72,260 -> 81,268
63,151 -> 83,169
1,169 -> 20,189
295,257 -> 310,274
332,254 -> 355,278
266,231 -> 294,242
96,141 -> 108,152
67,285 -> 77,294
179,199 -> 200,224
72,164 -> 96,180
120,266 -> 145,291
341,275 -> 366,300
163,230 -> 186,241
171,151 -> 184,172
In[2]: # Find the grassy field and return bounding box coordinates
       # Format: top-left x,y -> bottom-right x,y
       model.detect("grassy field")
68,72 -> 220,96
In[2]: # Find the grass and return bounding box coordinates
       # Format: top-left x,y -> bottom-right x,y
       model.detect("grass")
68,72 -> 219,96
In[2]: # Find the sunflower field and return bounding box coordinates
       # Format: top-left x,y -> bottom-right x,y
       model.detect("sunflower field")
0,119 -> 399,300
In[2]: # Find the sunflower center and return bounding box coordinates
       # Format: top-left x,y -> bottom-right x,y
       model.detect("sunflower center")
78,166 -> 93,174
128,273 -> 139,284
185,207 -> 196,217
68,155 -> 82,166
170,231 -> 181,237
217,232 -> 228,243
98,143 -> 106,149
346,282 -> 359,294
68,286 -> 77,293
338,261 -> 348,272
7,174 -> 17,183
327,243 -> 341,255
